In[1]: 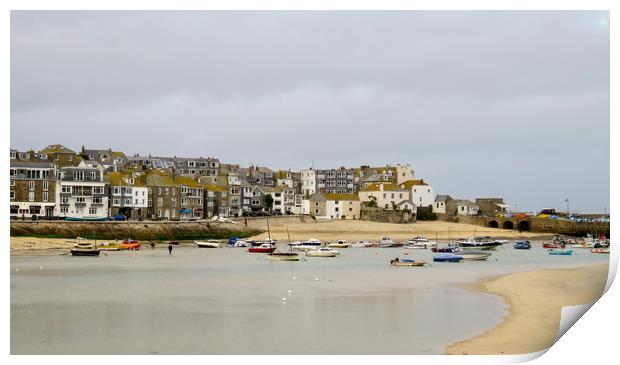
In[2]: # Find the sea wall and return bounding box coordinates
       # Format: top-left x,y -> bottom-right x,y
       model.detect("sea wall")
456,216 -> 610,237
10,220 -> 265,241
360,208 -> 415,224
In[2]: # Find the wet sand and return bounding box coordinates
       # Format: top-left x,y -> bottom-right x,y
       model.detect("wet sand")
444,264 -> 609,355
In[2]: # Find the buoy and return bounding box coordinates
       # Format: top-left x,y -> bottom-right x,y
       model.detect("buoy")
288,290 -> 293,294
292,276 -> 296,280
15,268 -> 19,272
39,266 -> 43,270
315,277 -> 320,281
281,297 -> 287,301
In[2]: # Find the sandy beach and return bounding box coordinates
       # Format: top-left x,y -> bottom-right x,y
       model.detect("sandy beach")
247,219 -> 551,242
445,264 -> 609,355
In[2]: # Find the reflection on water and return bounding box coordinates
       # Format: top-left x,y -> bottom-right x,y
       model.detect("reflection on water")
11,243 -> 608,354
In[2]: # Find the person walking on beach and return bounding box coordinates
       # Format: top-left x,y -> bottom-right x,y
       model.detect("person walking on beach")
150,242 -> 155,250
168,243 -> 173,255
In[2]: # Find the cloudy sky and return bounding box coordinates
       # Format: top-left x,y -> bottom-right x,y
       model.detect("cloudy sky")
11,11 -> 609,213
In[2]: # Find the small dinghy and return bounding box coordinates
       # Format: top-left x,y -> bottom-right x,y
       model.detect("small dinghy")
433,252 -> 464,262
71,242 -> 100,256
513,241 -> 531,250
390,257 -> 427,267
548,249 -> 573,256
455,250 -> 492,261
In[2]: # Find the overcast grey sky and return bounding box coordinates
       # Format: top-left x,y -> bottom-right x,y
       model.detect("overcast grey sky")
10,11 -> 609,213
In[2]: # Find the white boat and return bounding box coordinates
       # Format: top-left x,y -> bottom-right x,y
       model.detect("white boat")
195,240 -> 221,248
233,240 -> 248,247
572,234 -> 596,248
455,249 -> 492,261
327,240 -> 351,248
301,238 -> 323,246
290,238 -> 323,251
306,247 -> 340,257
352,240 -> 376,248
379,236 -> 402,248
404,236 -> 436,249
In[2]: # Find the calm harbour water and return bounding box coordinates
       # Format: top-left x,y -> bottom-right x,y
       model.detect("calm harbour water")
11,242 -> 609,354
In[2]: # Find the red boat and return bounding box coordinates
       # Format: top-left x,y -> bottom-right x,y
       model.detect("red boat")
248,243 -> 275,253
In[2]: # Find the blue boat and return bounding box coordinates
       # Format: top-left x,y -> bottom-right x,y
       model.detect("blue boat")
433,252 -> 464,262
513,241 -> 531,249
548,249 -> 573,256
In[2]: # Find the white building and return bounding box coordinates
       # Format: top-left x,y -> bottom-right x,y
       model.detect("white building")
358,183 -> 411,210
400,179 -> 434,207
456,200 -> 479,216
433,195 -> 451,214
301,169 -> 316,197
55,161 -> 108,219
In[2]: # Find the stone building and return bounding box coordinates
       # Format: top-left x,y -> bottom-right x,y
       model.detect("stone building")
308,193 -> 360,220
10,160 -> 56,219
105,171 -> 149,219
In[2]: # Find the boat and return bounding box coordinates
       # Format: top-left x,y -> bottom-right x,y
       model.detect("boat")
265,220 -> 300,261
494,239 -> 510,245
432,243 -> 460,253
121,239 -> 141,250
379,236 -> 402,248
195,240 -> 221,248
433,253 -> 464,262
327,240 -> 351,248
97,241 -> 122,251
390,257 -> 428,267
233,240 -> 248,247
266,252 -> 301,261
404,236 -> 436,249
248,243 -> 276,253
306,247 -> 340,257
352,240 -> 377,248
513,241 -> 531,250
71,241 -> 100,256
548,249 -> 573,256
300,238 -> 323,246
455,250 -> 492,261
290,238 -> 323,251
457,236 -> 503,249
591,248 -> 610,254
544,234 -> 567,248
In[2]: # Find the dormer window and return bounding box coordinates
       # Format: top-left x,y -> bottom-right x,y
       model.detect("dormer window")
188,161 -> 196,167
89,155 -> 95,160
39,154 -> 48,160
126,178 -> 134,185
68,155 -> 73,161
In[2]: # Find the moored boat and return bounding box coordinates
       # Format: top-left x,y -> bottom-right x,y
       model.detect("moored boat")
248,243 -> 276,253
195,240 -> 221,248
121,239 -> 141,250
433,253 -> 463,262
457,236 -> 502,249
513,241 -> 531,250
306,247 -> 340,257
548,249 -> 573,256
404,236 -> 436,249
390,257 -> 428,267
352,240 -> 377,248
591,248 -> 610,254
97,241 -> 122,251
71,241 -> 100,256
327,240 -> 351,248
432,243 -> 460,253
266,252 -> 300,261
455,250 -> 492,261
379,236 -> 402,248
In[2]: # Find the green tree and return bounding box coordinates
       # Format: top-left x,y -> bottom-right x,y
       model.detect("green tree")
365,196 -> 378,208
264,194 -> 274,212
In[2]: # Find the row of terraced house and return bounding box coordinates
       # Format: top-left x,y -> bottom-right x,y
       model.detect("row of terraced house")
10,144 -> 506,221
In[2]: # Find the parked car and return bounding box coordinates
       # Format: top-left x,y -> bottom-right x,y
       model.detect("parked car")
112,214 -> 127,221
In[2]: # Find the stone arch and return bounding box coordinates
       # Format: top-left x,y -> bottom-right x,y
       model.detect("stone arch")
518,220 -> 530,231
488,220 -> 499,228
502,220 -> 514,230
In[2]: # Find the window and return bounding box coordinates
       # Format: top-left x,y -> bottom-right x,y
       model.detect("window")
315,209 -> 319,214
90,172 -> 96,180
89,207 -> 97,215
10,169 -> 16,177
28,192 -> 35,202
60,207 -> 68,214
43,181 -> 48,191
171,188 -> 176,195
172,198 -> 177,207
135,199 -> 139,205
10,180 -> 15,186
74,171 -> 84,181
61,197 -> 69,204
93,187 -> 104,194
92,197 -> 102,204
125,198 -> 132,205
76,197 -> 86,203
29,181 -> 35,191
113,187 -> 121,195
10,151 -> 16,159
165,188 -> 169,195
43,192 -> 48,202
157,197 -> 163,207
68,155 -> 73,161
399,193 -> 402,199
10,191 -> 15,199
61,186 -> 71,193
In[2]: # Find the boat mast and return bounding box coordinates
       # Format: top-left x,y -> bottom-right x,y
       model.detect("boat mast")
266,216 -> 272,243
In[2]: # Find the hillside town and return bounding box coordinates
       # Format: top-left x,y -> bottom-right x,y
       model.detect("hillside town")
10,144 -> 512,221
